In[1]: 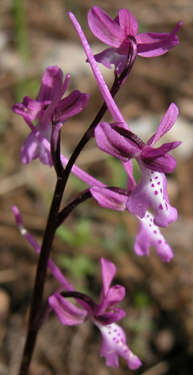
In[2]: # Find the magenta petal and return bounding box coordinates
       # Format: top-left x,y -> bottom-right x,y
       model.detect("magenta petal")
94,322 -> 142,369
36,66 -> 63,102
136,21 -> 181,57
21,131 -> 52,166
88,7 -> 125,47
90,186 -> 127,211
93,47 -> 128,74
135,212 -> 174,262
12,98 -> 43,122
142,153 -> 177,173
97,308 -> 126,324
123,160 -> 136,191
126,167 -> 178,228
95,285 -> 125,316
144,142 -> 181,158
49,293 -> 88,326
118,9 -> 138,36
100,258 -> 116,297
147,103 -> 179,146
95,122 -> 140,162
141,142 -> 180,173
57,91 -> 89,122
21,124 -> 52,166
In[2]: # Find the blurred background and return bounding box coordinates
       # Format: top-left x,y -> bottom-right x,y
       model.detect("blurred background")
0,0 -> 193,374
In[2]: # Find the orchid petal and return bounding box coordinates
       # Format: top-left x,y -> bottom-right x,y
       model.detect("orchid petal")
36,66 -> 63,102
136,21 -> 181,57
144,141 -> 181,158
100,258 -> 116,297
118,8 -> 138,36
147,103 -> 179,146
20,124 -> 52,166
42,74 -> 70,127
142,153 -> 177,173
141,142 -> 180,173
95,285 -> 125,316
123,160 -> 136,191
96,308 -> 126,325
135,211 -> 174,262
57,91 -> 89,122
93,47 -> 128,74
88,6 -> 125,47
94,322 -> 142,369
12,97 -> 44,122
95,122 -> 140,162
49,293 -> 88,326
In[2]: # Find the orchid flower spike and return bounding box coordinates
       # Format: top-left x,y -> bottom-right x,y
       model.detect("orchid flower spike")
49,258 -> 142,370
88,6 -> 182,75
95,103 -> 180,227
12,66 -> 89,166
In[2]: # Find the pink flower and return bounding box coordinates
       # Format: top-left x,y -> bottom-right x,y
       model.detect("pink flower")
12,66 -> 89,166
88,6 -> 182,74
95,103 -> 180,227
49,258 -> 141,369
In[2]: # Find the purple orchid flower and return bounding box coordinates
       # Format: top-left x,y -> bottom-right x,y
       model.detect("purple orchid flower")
69,13 -> 180,228
88,6 -> 182,75
49,258 -> 142,370
94,103 -> 180,227
12,207 -> 141,368
12,66 -> 89,166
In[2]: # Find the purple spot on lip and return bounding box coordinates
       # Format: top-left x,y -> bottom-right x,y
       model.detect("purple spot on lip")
165,202 -> 168,209
147,214 -> 150,218
154,176 -> 158,179
108,332 -> 111,334
150,179 -> 152,182
160,188 -> 162,193
149,224 -> 152,227
154,191 -> 158,195
150,219 -> 153,222
153,230 -> 157,234
158,240 -> 162,244
114,329 -> 117,332
159,204 -> 163,210
113,337 -> 116,341
151,184 -> 155,187
151,171 -> 154,174
157,182 -> 160,185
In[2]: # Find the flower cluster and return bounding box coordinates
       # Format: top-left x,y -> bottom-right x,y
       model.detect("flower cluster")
13,66 -> 89,166
12,205 -> 141,369
49,258 -> 142,369
94,103 -> 180,228
88,7 -> 182,76
12,5 -> 182,372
